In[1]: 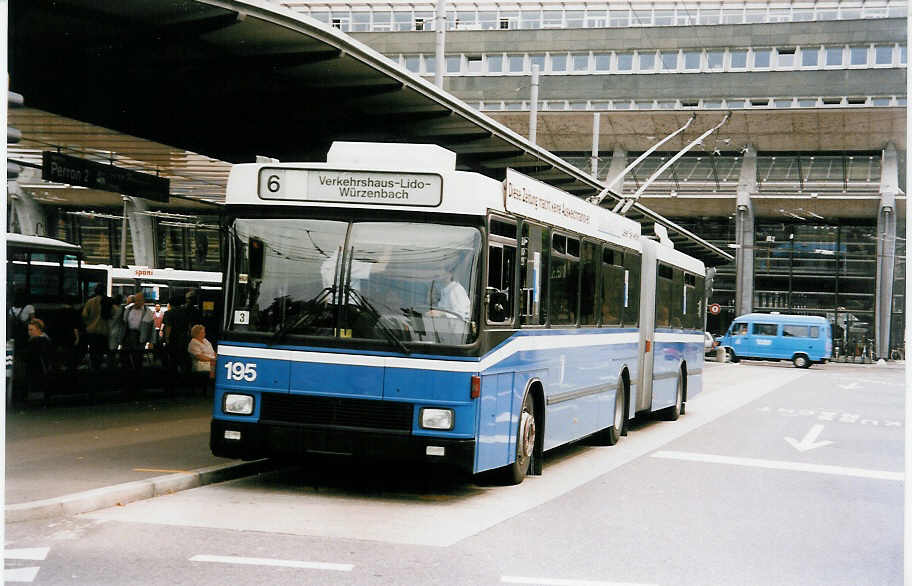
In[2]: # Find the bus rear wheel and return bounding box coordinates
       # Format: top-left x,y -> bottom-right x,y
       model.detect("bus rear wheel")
499,392 -> 536,485
662,372 -> 684,421
592,378 -> 626,446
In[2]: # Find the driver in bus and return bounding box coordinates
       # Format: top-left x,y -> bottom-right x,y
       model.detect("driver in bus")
429,265 -> 470,320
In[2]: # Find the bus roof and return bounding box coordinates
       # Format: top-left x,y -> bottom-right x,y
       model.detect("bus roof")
226,142 -> 643,250
6,233 -> 83,255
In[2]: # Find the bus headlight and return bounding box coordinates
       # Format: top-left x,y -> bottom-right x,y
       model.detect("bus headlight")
224,394 -> 254,415
420,408 -> 454,430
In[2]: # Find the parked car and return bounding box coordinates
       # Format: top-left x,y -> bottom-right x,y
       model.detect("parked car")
718,313 -> 831,368
704,331 -> 718,357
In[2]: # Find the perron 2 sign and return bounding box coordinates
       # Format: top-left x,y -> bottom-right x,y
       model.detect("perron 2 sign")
42,151 -> 170,203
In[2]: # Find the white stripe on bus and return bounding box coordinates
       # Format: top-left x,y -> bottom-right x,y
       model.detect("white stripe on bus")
219,332 -> 641,373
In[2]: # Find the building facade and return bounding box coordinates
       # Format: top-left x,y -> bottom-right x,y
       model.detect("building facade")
285,0 -> 907,358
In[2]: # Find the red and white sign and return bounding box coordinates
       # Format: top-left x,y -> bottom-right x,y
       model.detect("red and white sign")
709,303 -> 722,316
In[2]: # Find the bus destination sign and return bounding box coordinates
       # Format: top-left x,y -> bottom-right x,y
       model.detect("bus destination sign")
42,151 -> 170,203
258,168 -> 442,207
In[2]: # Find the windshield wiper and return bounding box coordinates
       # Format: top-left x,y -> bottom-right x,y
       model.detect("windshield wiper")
270,286 -> 335,344
346,288 -> 411,355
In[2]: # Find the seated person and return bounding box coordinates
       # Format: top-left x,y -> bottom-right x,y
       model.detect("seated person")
187,324 -> 217,379
429,269 -> 470,320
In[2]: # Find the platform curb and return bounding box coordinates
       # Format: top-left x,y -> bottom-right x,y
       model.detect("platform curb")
5,459 -> 277,523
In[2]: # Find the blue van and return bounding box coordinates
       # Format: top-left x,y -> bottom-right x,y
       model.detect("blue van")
719,313 -> 831,368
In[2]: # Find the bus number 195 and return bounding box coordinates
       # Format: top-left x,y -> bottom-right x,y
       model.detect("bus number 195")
225,361 -> 257,382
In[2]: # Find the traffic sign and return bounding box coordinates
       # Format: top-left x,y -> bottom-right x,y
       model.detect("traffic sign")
709,303 -> 722,315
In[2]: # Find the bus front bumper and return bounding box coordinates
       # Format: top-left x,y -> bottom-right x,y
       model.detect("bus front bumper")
210,419 -> 476,474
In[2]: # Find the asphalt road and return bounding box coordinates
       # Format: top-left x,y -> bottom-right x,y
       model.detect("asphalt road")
5,362 -> 903,585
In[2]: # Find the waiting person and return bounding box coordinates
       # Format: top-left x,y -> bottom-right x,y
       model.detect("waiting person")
24,318 -> 53,402
8,288 -> 35,347
121,292 -> 155,391
81,283 -> 111,370
107,294 -> 126,364
164,290 -> 197,374
188,324 -> 217,379
152,302 -> 165,342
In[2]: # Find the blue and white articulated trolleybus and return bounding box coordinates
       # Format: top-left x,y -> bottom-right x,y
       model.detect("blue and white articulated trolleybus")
210,142 -> 706,484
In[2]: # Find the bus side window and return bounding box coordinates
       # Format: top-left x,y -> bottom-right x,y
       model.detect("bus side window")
579,241 -> 598,326
600,246 -> 623,327
623,250 -> 641,327
487,217 -> 516,324
520,222 -> 547,326
656,264 -> 674,327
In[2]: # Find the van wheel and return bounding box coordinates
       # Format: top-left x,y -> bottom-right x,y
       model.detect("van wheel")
726,348 -> 740,363
793,354 -> 811,369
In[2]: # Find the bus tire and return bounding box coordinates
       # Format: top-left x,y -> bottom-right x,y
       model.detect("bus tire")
592,378 -> 626,446
793,354 -> 811,369
662,371 -> 684,421
499,392 -> 537,485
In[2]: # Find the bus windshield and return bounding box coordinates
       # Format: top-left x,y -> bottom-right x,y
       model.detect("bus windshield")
229,218 -> 482,347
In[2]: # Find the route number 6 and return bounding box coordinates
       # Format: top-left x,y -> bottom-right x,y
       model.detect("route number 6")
225,361 -> 257,382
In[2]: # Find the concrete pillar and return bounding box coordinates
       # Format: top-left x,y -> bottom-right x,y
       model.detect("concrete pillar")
8,182 -> 47,236
604,146 -> 628,190
735,145 -> 757,317
125,197 -> 157,268
874,142 -> 900,358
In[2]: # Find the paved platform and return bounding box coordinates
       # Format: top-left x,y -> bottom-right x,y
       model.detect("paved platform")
3,358 -> 901,523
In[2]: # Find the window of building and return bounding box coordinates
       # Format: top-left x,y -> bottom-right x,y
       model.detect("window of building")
446,55 -> 461,73
486,54 -> 502,73
423,55 -> 436,74
504,101 -> 523,110
351,12 -> 370,31
657,101 -> 676,109
654,9 -> 673,25
617,52 -> 633,71
683,51 -> 701,70
707,51 -> 724,70
875,45 -> 894,65
700,10 -> 720,25
802,47 -> 820,67
393,12 -> 411,31
585,10 -> 607,28
850,46 -> 868,65
775,99 -> 792,108
872,97 -> 892,106
610,10 -> 630,27
753,48 -> 771,68
595,53 -> 611,71
478,12 -> 496,29
727,99 -> 745,108
565,11 -> 584,27
520,11 -> 541,29
466,56 -> 483,73
542,10 -> 562,28
798,98 -> 818,107
730,50 -> 748,68
639,51 -> 655,71
826,46 -> 844,66
704,100 -> 722,108
776,48 -> 795,67
530,54 -> 546,72
722,9 -> 742,24
614,100 -> 631,109
508,54 -> 524,73
636,101 -> 653,110
661,51 -> 678,70
571,53 -> 589,72
404,55 -> 420,73
456,11 -> 478,29
900,45 -> 907,64
750,98 -> 770,107
550,53 -> 567,72
569,101 -> 587,110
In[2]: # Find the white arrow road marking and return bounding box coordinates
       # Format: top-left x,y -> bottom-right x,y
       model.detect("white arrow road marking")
502,577 -> 657,586
189,555 -> 353,572
3,567 -> 40,583
785,424 -> 833,452
4,548 -> 50,561
652,451 -> 903,481
838,382 -> 861,390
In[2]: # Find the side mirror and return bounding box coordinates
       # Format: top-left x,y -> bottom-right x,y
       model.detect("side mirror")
248,237 -> 265,280
486,287 -> 509,323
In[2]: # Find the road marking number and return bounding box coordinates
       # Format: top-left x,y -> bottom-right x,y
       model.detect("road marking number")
757,406 -> 901,427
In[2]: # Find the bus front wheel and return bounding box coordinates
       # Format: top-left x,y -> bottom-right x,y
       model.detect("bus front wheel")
499,392 -> 537,485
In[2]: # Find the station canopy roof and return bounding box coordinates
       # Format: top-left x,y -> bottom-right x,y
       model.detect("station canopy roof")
9,0 -> 733,265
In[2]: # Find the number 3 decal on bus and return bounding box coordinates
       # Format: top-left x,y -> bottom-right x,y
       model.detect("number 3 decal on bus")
225,361 -> 257,382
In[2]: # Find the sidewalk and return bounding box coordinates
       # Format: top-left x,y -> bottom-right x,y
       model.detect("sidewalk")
5,392 -> 273,522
